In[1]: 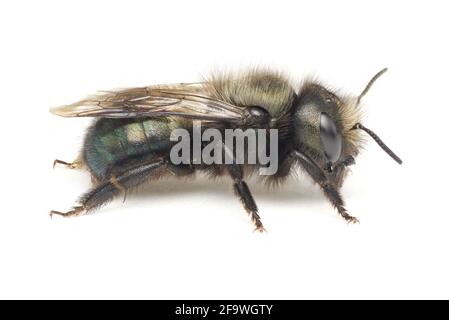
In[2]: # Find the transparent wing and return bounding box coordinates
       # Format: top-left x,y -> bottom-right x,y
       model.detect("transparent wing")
50,83 -> 246,124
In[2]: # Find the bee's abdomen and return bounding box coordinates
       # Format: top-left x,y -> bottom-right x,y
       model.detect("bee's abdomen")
83,118 -> 176,180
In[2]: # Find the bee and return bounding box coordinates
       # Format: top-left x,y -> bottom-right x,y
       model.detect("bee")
50,68 -> 402,232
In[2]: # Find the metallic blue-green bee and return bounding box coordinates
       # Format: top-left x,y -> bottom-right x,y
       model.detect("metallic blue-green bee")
50,68 -> 401,232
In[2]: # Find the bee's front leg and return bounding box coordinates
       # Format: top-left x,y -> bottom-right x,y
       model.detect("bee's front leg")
295,151 -> 359,224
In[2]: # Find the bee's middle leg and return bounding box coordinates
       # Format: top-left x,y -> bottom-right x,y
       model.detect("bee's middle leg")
227,164 -> 266,233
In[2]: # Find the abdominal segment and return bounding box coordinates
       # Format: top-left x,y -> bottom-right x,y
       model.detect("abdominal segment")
83,118 -> 178,181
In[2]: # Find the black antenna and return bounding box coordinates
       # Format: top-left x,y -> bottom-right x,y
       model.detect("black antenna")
357,68 -> 388,105
352,123 -> 402,164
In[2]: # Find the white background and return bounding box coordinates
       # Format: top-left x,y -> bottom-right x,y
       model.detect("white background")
0,0 -> 448,299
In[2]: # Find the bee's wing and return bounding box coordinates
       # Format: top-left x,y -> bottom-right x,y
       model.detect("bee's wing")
50,83 -> 245,124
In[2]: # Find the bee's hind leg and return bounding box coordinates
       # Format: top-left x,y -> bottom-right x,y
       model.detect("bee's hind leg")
53,158 -> 83,169
50,157 -> 167,218
50,206 -> 84,218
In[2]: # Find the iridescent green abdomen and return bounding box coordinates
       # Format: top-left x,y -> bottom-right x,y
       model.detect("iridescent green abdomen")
83,118 -> 181,180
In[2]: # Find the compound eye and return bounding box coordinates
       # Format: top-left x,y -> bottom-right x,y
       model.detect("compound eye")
320,112 -> 342,163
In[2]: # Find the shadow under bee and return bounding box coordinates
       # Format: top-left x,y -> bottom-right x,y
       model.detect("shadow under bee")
126,174 -> 325,204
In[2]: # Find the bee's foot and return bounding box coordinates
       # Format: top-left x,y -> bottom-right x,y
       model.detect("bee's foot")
344,215 -> 360,224
343,155 -> 355,167
50,206 -> 84,218
53,159 -> 80,169
253,225 -> 268,233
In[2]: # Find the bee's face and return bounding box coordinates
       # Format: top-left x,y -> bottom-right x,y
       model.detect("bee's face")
293,82 -> 363,186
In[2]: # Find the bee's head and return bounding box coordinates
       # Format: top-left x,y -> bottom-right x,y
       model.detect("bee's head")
292,68 -> 401,187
